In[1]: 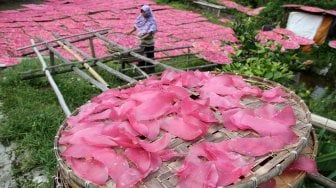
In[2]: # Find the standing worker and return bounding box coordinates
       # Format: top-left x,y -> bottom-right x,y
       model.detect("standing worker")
128,5 -> 157,72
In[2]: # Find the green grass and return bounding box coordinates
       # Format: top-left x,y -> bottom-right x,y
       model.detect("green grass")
0,58 -> 125,186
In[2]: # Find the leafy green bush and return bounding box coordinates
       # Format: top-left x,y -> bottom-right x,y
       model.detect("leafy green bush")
220,17 -> 302,83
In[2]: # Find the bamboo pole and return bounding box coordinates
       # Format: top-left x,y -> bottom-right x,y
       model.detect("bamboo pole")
18,28 -> 111,51
22,31 -> 109,56
21,61 -> 95,75
89,38 -> 96,58
154,53 -> 198,60
21,67 -> 86,80
54,39 -> 109,86
20,52 -> 123,77
31,39 -> 71,117
311,113 -> 336,133
152,46 -> 193,53
307,173 -> 336,188
52,33 -> 137,84
36,36 -> 108,91
132,64 -> 219,80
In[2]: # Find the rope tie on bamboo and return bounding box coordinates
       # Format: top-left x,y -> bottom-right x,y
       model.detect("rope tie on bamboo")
85,181 -> 91,188
276,164 -> 284,174
325,118 -> 329,129
66,169 -> 72,179
290,150 -> 298,160
299,99 -> 304,105
301,137 -> 308,146
53,146 -> 58,151
251,177 -> 258,188
307,123 -> 313,130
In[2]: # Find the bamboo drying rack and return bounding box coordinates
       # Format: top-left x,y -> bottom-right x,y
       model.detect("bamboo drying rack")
17,29 -> 336,187
19,28 -> 218,117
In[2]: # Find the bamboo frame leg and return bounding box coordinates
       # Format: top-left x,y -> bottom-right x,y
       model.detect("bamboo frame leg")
31,39 -> 71,117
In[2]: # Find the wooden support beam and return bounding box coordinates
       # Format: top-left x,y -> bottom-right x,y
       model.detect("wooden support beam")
52,32 -> 137,84
36,36 -> 109,91
31,39 -> 71,117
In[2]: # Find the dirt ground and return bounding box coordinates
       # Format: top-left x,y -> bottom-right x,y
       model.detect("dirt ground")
0,102 -> 16,188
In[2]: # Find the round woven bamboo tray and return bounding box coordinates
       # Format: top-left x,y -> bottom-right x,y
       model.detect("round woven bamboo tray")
53,74 -> 315,188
